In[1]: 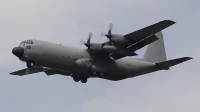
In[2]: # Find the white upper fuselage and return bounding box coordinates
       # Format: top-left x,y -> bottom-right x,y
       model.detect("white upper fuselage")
19,39 -> 156,81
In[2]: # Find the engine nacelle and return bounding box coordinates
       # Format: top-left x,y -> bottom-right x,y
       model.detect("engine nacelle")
90,43 -> 104,52
75,58 -> 92,71
110,34 -> 129,44
103,46 -> 137,56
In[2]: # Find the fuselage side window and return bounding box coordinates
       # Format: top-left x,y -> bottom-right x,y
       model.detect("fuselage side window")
26,46 -> 31,49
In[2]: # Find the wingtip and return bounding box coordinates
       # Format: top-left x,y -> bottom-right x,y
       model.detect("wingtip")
182,57 -> 193,61
163,20 -> 176,24
186,57 -> 193,60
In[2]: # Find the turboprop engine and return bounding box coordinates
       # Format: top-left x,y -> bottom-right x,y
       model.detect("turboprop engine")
101,23 -> 129,44
110,34 -> 129,44
103,46 -> 137,56
75,58 -> 107,74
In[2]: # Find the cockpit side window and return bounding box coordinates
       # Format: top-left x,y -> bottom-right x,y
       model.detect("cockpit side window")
26,46 -> 31,49
20,41 -> 26,45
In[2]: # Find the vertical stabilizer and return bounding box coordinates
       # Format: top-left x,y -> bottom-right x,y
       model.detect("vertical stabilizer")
143,31 -> 167,63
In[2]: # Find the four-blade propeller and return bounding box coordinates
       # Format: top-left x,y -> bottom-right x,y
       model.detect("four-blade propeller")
101,23 -> 113,41
105,23 -> 113,40
80,32 -> 92,49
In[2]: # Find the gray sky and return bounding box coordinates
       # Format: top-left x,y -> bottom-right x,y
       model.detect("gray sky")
0,0 -> 199,112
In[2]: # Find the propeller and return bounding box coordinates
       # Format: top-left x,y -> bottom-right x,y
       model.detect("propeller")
101,23 -> 113,40
80,32 -> 92,49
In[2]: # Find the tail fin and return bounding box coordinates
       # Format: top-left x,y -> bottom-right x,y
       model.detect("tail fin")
143,31 -> 167,63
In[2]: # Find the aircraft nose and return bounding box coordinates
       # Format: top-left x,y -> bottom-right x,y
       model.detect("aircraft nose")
12,47 -> 24,58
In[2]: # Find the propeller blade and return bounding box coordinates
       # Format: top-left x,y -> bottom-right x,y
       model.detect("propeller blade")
105,23 -> 113,39
80,39 -> 85,45
108,23 -> 113,34
80,32 -> 92,49
100,31 -> 105,37
87,32 -> 92,44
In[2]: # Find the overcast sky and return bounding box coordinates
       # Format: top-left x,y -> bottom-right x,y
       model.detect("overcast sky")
0,0 -> 200,112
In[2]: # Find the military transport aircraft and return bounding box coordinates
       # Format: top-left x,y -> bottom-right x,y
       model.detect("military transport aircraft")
10,20 -> 192,83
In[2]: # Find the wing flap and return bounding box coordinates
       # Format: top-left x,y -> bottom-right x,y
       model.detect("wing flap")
124,20 -> 175,41
128,34 -> 158,51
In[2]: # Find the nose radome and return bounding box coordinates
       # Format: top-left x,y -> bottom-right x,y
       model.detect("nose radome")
12,47 -> 24,58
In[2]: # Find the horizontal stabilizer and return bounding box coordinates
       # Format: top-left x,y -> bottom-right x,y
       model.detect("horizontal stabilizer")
10,68 -> 43,76
156,57 -> 192,70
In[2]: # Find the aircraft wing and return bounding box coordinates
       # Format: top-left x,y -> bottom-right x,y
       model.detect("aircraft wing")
10,67 -> 72,76
10,68 -> 43,76
124,20 -> 175,42
99,20 -> 175,60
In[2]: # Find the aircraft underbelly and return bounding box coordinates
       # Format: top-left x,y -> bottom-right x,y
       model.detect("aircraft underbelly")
112,59 -> 156,78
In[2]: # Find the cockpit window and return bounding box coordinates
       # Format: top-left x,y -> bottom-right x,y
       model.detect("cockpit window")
26,40 -> 33,44
20,40 -> 33,46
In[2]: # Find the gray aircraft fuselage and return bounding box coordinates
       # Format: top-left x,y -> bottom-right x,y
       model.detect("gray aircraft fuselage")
15,39 -> 155,81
